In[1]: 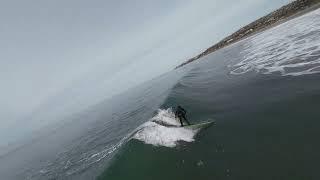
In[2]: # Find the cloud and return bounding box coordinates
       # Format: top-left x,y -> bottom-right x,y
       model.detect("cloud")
0,0 -> 291,146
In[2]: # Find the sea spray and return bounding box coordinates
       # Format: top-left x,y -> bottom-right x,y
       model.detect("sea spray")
133,109 -> 199,147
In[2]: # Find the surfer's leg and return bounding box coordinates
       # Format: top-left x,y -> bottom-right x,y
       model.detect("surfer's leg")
182,115 -> 191,125
178,116 -> 184,127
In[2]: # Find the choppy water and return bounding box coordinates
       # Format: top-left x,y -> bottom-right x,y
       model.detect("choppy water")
231,9 -> 320,76
1,8 -> 320,180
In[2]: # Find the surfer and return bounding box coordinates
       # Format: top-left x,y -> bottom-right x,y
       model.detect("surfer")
175,105 -> 191,127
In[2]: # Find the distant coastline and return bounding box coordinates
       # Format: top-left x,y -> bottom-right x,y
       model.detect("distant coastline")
175,0 -> 320,69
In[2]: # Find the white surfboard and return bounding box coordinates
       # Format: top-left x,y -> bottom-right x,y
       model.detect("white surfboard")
183,120 -> 215,130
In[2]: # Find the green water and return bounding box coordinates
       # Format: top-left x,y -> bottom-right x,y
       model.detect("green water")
98,75 -> 320,180
97,38 -> 320,179
100,9 -> 320,179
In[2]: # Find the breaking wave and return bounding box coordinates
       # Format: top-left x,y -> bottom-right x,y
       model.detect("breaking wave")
29,132 -> 133,180
27,108 -> 199,179
133,109 -> 200,148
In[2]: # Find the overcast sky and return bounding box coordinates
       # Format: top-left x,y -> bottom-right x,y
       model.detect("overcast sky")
0,0 -> 292,146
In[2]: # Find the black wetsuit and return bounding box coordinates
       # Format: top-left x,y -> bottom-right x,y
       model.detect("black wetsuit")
175,106 -> 191,127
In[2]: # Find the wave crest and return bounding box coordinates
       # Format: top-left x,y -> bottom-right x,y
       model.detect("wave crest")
133,109 -> 199,148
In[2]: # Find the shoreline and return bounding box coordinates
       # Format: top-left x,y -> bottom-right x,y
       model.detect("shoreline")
175,0 -> 320,69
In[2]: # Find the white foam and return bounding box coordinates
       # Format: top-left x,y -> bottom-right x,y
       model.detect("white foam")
230,9 -> 320,76
133,109 -> 200,148
151,108 -> 181,126
36,130 -> 134,178
32,109 -> 196,178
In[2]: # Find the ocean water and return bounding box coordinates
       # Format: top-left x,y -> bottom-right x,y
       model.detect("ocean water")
1,8 -> 320,180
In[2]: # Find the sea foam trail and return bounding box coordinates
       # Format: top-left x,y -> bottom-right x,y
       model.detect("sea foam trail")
133,109 -> 199,148
35,109 -> 200,178
230,8 -> 320,76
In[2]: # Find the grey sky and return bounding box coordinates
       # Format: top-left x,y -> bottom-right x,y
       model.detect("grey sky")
0,0 -> 291,146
